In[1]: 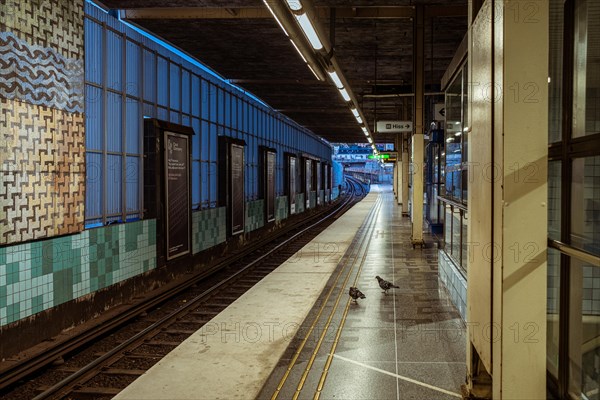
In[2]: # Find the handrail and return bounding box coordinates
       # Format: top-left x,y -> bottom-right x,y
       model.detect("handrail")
437,195 -> 468,212
548,239 -> 600,267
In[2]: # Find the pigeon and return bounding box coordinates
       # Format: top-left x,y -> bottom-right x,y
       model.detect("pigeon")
349,287 -> 366,303
376,276 -> 399,294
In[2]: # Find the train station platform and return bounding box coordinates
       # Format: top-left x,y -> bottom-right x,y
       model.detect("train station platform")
115,185 -> 466,400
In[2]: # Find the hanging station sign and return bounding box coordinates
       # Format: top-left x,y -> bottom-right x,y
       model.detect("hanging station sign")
376,120 -> 413,133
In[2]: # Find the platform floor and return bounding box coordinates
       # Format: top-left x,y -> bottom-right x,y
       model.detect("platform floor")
115,185 -> 466,400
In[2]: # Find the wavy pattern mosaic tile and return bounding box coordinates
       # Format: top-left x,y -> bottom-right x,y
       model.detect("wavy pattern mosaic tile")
0,32 -> 84,113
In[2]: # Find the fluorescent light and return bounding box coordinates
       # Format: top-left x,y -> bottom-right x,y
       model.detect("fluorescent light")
339,87 -> 351,101
290,39 -> 307,63
463,126 -> 469,132
263,0 -> 289,37
355,115 -> 363,124
328,71 -> 343,89
295,13 -> 323,50
362,127 -> 368,135
285,0 -> 303,11
446,137 -> 453,143
455,132 -> 462,136
306,64 -> 320,80
351,108 -> 359,118
367,137 -> 373,143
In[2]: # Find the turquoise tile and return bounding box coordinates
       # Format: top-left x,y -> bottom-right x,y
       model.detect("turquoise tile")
41,242 -> 54,275
0,286 -> 6,308
32,294 -> 44,314
7,302 -> 20,324
0,247 -> 5,265
7,263 -> 19,285
31,258 -> 43,278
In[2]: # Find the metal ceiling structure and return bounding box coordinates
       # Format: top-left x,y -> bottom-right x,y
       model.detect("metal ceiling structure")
100,0 -> 467,144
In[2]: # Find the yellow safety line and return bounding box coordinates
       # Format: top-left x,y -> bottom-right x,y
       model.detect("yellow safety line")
293,197 -> 382,400
270,195 -> 382,400
313,198 -> 379,399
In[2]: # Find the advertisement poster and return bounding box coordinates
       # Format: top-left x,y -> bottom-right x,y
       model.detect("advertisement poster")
231,144 -> 245,234
165,131 -> 190,260
266,151 -> 275,222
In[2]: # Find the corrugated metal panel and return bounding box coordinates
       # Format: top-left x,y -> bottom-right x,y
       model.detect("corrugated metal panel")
125,156 -> 140,213
106,155 -> 122,215
191,118 -> 200,158
201,162 -> 209,206
170,111 -> 180,124
125,40 -> 140,97
201,80 -> 209,119
157,107 -> 168,121
192,161 -> 200,208
169,63 -> 180,110
85,19 -> 103,85
143,102 -> 155,118
143,50 -> 156,103
181,70 -> 190,114
106,30 -> 123,91
106,92 -> 122,153
86,152 -> 102,219
210,161 -> 218,206
85,85 -> 103,151
126,99 -> 140,154
157,57 -> 168,106
191,75 -> 200,116
209,124 -> 218,161
201,121 -> 210,160
181,115 -> 190,127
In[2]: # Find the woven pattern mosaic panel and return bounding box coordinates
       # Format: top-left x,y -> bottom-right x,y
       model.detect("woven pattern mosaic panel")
0,0 -> 85,245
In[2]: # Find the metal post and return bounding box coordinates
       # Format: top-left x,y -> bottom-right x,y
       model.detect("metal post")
411,4 -> 425,248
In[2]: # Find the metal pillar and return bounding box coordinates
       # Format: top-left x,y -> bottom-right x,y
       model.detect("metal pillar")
410,4 -> 425,248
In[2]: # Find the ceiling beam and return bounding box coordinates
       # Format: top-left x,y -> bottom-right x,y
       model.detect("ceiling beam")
277,108 -> 353,113
121,6 -> 465,20
231,79 -> 327,85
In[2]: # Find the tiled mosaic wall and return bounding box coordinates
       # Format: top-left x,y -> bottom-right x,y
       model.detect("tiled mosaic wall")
0,220 -> 156,326
192,207 -> 226,254
296,193 -> 305,214
245,200 -> 264,233
275,196 -> 288,223
438,250 -> 467,321
0,0 -> 85,245
309,191 -> 317,209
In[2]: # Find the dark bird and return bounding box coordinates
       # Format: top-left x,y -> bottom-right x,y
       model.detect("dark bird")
349,287 -> 366,303
376,276 -> 399,294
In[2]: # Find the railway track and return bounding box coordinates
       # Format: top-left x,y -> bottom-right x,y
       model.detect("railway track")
0,177 -> 368,400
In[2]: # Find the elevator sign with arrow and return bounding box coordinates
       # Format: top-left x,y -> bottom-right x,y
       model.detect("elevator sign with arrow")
376,120 -> 413,133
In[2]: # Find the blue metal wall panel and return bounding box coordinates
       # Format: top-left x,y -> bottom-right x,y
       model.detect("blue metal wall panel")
126,99 -> 140,154
106,92 -> 122,153
86,152 -> 102,218
106,155 -> 122,215
125,156 -> 140,213
192,161 -> 200,208
143,50 -> 156,103
85,19 -> 103,85
191,75 -> 200,117
201,163 -> 209,205
125,40 -> 140,97
181,70 -> 190,115
192,118 -> 201,159
85,85 -> 103,151
157,57 -> 168,107
169,63 -> 180,110
106,30 -> 123,91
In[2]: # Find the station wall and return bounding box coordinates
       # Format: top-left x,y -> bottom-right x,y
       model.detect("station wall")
0,0 -> 333,331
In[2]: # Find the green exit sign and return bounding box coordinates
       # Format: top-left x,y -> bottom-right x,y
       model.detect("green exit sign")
368,154 -> 390,160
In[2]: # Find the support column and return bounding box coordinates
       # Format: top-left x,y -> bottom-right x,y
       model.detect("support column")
466,1 -> 548,398
410,4 -> 425,247
401,139 -> 409,214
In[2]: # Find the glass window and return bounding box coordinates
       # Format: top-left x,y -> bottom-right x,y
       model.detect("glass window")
572,0 -> 600,138
549,0 -> 564,143
547,248 -> 561,379
568,257 -> 600,399
571,156 -> 600,256
548,160 -> 562,241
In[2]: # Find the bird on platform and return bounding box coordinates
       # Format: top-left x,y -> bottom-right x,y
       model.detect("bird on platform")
376,276 -> 399,294
349,287 -> 366,304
